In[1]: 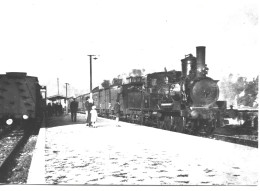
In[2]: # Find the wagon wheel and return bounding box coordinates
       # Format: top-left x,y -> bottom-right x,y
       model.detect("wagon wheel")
174,117 -> 185,133
163,116 -> 171,130
169,116 -> 175,131
156,112 -> 164,129
190,120 -> 199,135
204,119 -> 216,135
156,119 -> 164,129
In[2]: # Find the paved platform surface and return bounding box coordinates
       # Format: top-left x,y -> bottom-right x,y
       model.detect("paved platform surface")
27,114 -> 258,186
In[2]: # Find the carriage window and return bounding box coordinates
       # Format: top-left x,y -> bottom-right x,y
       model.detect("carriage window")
164,76 -> 169,84
173,84 -> 181,91
169,84 -> 181,95
152,79 -> 157,86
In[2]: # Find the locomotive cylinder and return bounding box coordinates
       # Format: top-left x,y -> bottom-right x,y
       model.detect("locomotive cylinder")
196,46 -> 206,78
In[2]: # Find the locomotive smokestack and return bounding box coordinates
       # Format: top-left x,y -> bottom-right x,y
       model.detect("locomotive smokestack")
196,46 -> 206,77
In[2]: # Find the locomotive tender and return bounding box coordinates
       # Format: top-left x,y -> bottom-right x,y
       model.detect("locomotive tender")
0,72 -> 45,130
76,46 -> 224,135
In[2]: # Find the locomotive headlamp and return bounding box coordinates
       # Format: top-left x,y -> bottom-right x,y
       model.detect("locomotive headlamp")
6,119 -> 13,125
23,115 -> 29,120
190,110 -> 199,119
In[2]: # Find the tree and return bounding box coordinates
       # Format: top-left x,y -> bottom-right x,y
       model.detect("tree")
219,74 -> 258,108
101,80 -> 110,88
237,76 -> 258,107
112,78 -> 122,86
129,69 -> 145,76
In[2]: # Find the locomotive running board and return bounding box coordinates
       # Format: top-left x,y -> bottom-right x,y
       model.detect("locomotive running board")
190,107 -> 219,109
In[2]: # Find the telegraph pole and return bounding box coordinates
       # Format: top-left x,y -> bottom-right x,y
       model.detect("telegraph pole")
65,83 -> 69,103
65,83 -> 69,114
88,55 -> 98,99
57,78 -> 59,95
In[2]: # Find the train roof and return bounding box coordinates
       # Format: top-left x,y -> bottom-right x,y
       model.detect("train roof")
147,70 -> 182,76
47,95 -> 67,101
0,72 -> 39,81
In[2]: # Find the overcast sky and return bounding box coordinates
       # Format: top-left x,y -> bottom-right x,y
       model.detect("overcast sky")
0,0 -> 258,96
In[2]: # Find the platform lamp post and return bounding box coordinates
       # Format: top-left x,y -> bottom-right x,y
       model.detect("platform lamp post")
65,83 -> 69,114
88,55 -> 98,99
40,86 -> 47,122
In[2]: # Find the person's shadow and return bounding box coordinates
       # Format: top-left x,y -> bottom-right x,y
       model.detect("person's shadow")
45,114 -> 86,128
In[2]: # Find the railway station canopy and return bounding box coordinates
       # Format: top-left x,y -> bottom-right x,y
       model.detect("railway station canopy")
47,95 -> 67,101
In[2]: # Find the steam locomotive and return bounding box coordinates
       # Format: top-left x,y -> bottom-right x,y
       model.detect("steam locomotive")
158,46 -> 222,134
0,72 -> 45,132
75,46 -> 225,135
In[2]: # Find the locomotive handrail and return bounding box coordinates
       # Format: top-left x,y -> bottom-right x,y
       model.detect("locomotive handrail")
236,109 -> 258,112
190,106 -> 219,109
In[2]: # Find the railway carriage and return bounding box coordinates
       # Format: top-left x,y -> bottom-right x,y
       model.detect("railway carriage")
100,88 -> 110,117
98,85 -> 121,118
76,94 -> 87,113
92,88 -> 100,112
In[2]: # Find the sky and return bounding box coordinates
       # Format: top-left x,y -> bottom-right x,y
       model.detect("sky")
0,0 -> 258,97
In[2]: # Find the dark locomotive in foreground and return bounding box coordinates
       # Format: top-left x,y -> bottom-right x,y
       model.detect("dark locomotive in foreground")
0,72 -> 45,132
75,46 -> 243,135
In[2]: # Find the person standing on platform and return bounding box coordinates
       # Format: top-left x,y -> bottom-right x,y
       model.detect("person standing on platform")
70,98 -> 78,122
90,106 -> 98,128
52,102 -> 56,116
87,97 -> 94,126
47,103 -> 52,117
114,100 -> 120,127
85,97 -> 91,126
85,97 -> 94,126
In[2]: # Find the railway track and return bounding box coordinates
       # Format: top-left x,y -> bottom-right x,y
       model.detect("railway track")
78,112 -> 259,148
132,121 -> 258,148
210,134 -> 258,148
0,127 -> 30,182
0,126 -> 16,140
122,118 -> 258,148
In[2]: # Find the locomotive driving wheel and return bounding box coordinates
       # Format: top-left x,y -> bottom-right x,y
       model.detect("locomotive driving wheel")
174,116 -> 185,133
163,116 -> 171,130
204,119 -> 216,135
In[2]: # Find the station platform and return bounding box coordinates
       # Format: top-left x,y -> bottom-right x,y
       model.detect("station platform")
27,113 -> 258,186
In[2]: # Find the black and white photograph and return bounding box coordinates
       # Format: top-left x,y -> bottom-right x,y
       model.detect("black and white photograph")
0,0 -> 258,190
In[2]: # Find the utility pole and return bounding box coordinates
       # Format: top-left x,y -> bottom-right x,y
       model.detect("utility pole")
88,55 -> 98,99
57,78 -> 59,95
65,83 -> 69,114
65,83 -> 69,103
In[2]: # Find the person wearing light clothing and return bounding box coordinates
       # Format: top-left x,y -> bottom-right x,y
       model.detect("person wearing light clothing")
114,100 -> 120,127
85,96 -> 94,126
90,105 -> 98,128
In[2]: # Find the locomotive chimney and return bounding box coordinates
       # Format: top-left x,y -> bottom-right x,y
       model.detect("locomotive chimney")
196,46 -> 206,78
181,58 -> 188,78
